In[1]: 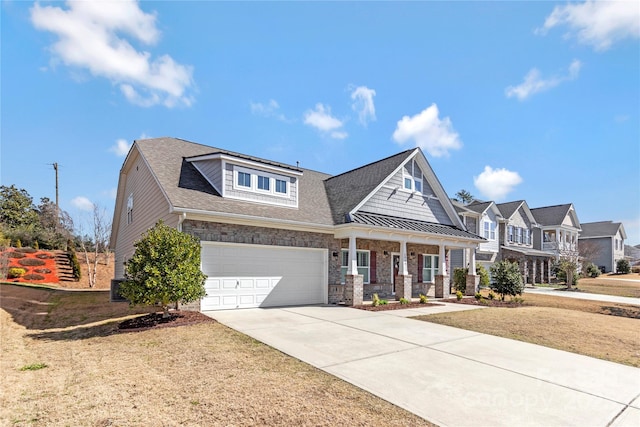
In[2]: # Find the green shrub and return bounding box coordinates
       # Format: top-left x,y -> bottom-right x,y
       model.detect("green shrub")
399,297 -> 410,305
616,259 -> 631,274
119,221 -> 207,318
372,293 -> 380,307
15,239 -> 22,248
474,292 -> 482,300
379,299 -> 388,305
586,263 -> 601,278
453,267 -> 468,293
23,273 -> 45,281
67,248 -> 81,280
488,291 -> 496,300
419,294 -> 428,304
490,261 -> 524,301
8,267 -> 26,278
476,263 -> 490,288
18,258 -> 45,267
511,296 -> 524,304
456,290 -> 463,300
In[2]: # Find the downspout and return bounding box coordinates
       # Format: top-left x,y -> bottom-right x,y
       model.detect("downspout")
177,212 -> 187,232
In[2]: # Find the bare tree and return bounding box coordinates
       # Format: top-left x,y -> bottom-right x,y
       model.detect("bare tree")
76,204 -> 110,288
579,240 -> 602,270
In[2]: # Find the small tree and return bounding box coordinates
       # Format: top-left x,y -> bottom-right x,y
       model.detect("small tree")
119,221 -> 206,318
490,261 -> 523,301
476,263 -> 490,288
557,255 -> 579,289
616,259 -> 631,274
453,267 -> 468,293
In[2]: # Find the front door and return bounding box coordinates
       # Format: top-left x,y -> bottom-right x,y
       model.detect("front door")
392,254 -> 400,294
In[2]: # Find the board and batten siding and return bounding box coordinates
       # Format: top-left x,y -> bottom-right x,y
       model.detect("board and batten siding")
114,150 -> 178,279
191,159 -> 222,193
359,169 -> 453,225
223,163 -> 298,207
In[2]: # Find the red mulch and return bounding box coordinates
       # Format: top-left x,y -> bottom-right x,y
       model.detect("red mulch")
118,310 -> 215,332
3,248 -> 59,284
354,302 -> 443,311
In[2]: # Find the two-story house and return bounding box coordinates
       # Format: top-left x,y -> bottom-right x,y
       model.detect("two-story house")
451,200 -> 502,276
110,137 -> 484,311
530,203 -> 581,259
578,221 -> 627,273
496,200 -> 555,284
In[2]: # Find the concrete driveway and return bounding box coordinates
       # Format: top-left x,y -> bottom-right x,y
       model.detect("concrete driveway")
207,304 -> 640,427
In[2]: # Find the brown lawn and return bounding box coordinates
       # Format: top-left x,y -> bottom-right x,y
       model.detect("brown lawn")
576,274 -> 640,298
415,292 -> 640,367
0,284 -> 433,427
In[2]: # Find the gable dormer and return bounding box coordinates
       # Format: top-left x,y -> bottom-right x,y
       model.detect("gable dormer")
186,151 -> 303,208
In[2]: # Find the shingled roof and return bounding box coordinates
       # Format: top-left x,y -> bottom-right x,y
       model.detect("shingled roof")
496,200 -> 525,219
580,221 -> 626,239
465,201 -> 494,215
324,149 -> 415,224
135,137 -> 335,226
530,204 -> 577,227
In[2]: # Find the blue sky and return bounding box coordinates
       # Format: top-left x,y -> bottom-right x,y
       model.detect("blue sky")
2,1 -> 639,244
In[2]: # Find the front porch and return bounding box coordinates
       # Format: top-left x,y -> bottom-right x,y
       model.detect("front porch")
500,247 -> 556,286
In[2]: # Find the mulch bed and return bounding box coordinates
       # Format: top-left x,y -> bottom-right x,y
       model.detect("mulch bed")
118,310 -> 215,332
442,297 -> 523,308
354,302 -> 443,311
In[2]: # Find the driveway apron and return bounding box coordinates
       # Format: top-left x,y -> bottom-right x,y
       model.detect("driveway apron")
207,304 -> 640,427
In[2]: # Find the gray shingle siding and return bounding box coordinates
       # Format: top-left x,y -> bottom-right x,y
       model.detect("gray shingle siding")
359,169 -> 453,225
223,162 -> 298,208
191,158 -> 223,193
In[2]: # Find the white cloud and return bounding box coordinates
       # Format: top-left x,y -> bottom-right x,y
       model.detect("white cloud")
109,138 -> 132,157
505,59 -> 582,101
30,0 -> 194,108
71,196 -> 95,211
350,85 -> 376,126
250,99 -> 289,122
392,103 -> 462,157
536,1 -> 640,51
473,166 -> 523,201
303,103 -> 348,139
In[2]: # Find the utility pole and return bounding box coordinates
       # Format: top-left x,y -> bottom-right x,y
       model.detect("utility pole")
53,162 -> 59,231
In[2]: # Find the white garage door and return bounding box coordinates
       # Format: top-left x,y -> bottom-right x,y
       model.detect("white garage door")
200,242 -> 328,310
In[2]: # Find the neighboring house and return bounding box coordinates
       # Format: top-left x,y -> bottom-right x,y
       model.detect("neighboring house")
579,221 -> 627,273
451,200 -> 502,275
530,203 -> 581,258
495,200 -> 555,284
110,137 -> 484,311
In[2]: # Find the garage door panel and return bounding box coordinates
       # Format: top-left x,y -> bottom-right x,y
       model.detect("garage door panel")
200,243 -> 327,310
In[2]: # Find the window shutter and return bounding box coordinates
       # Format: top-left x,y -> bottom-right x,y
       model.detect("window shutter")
370,251 -> 377,283
417,254 -> 423,282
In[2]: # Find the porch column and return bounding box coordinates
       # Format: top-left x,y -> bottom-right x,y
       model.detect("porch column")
532,259 -> 537,285
547,259 -> 552,284
435,244 -> 448,298
344,235 -> 363,306
465,248 -> 479,296
395,240 -> 412,301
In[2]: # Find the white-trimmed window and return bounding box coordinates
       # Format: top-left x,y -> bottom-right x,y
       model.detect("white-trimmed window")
483,222 -> 490,239
237,171 -> 251,188
126,193 -> 134,224
403,160 -> 424,193
524,228 -> 530,245
508,225 -> 514,242
490,223 -> 496,240
422,255 -> 440,283
516,227 -> 523,244
257,175 -> 270,191
341,250 -> 370,284
233,165 -> 290,197
275,179 -> 287,194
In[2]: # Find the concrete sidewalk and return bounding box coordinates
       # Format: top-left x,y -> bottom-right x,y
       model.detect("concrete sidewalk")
207,303 -> 640,427
526,287 -> 640,305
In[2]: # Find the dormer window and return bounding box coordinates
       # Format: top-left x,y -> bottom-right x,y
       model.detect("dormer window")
257,175 -> 270,191
403,160 -> 423,193
237,171 -> 251,188
275,179 -> 287,194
